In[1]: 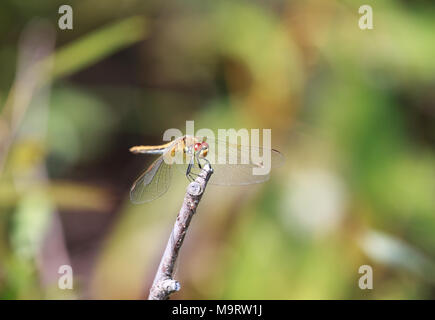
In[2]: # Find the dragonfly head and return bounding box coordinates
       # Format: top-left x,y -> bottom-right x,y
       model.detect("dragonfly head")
194,142 -> 209,158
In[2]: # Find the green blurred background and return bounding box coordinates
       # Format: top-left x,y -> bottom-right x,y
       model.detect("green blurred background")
0,0 -> 434,299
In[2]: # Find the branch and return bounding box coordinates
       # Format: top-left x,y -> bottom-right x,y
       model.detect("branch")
148,163 -> 214,300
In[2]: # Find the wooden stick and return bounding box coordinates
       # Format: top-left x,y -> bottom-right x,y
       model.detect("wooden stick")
148,164 -> 213,300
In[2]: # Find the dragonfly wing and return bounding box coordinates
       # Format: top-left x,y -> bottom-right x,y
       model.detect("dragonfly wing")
206,149 -> 283,185
203,137 -> 284,185
206,163 -> 268,185
130,156 -> 172,203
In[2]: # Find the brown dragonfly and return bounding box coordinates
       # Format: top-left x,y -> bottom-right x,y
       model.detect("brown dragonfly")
130,135 -> 283,203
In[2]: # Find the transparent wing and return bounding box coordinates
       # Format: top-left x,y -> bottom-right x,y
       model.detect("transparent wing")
176,136 -> 284,186
130,156 -> 172,203
208,138 -> 284,185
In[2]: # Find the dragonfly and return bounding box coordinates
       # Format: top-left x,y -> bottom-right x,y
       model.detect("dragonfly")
129,135 -> 284,203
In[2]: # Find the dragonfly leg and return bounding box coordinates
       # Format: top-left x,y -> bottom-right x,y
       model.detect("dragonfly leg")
186,156 -> 196,182
197,155 -> 210,168
201,156 -> 210,166
188,172 -> 199,179
195,146 -> 210,169
195,153 -> 202,169
186,149 -> 211,182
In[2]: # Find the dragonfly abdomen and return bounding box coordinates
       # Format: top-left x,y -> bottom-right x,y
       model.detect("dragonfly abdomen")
129,145 -> 167,154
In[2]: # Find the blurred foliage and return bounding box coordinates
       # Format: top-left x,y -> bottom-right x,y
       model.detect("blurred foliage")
0,0 -> 434,299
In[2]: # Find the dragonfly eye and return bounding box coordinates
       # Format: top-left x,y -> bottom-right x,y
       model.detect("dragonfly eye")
194,143 -> 202,151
